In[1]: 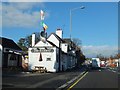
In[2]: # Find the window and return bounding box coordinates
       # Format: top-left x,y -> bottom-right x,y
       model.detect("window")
10,54 -> 16,60
46,58 -> 51,61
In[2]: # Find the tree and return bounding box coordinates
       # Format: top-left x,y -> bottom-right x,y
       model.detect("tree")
72,38 -> 85,67
25,35 -> 32,48
17,32 -> 40,52
96,54 -> 107,61
113,54 -> 120,59
17,38 -> 28,52
72,38 -> 82,47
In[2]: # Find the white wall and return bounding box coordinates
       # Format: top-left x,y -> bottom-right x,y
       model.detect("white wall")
35,40 -> 52,47
0,44 -> 2,90
61,43 -> 68,53
32,33 -> 35,47
28,47 -> 58,72
0,45 -> 2,68
56,30 -> 63,38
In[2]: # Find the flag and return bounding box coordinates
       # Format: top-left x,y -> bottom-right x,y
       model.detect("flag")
40,10 -> 45,20
42,22 -> 48,30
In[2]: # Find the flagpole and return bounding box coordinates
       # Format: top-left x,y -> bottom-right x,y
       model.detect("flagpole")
40,10 -> 48,43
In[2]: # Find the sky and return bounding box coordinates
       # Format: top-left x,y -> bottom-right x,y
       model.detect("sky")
1,1 -> 119,58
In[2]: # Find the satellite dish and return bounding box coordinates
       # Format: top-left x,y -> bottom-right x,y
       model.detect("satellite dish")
80,6 -> 85,9
40,31 -> 47,43
40,31 -> 46,38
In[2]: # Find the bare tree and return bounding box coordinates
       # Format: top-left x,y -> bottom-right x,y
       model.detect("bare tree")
72,38 -> 82,47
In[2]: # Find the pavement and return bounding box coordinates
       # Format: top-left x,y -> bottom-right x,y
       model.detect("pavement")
2,71 -> 49,77
2,66 -> 86,89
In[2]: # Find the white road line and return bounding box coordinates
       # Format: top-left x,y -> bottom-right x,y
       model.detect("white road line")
112,71 -> 116,73
67,72 -> 88,90
56,71 -> 85,90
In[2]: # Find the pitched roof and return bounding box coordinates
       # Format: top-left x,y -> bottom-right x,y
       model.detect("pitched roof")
47,40 -> 59,48
63,38 -> 71,44
47,33 -> 65,43
63,38 -> 76,48
0,37 -> 22,51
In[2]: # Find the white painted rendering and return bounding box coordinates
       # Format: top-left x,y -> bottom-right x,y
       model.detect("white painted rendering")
0,45 -> 2,67
32,33 -> 35,47
29,32 -> 77,72
56,29 -> 63,39
61,43 -> 68,53
29,40 -> 59,72
28,47 -> 58,72
35,40 -> 52,47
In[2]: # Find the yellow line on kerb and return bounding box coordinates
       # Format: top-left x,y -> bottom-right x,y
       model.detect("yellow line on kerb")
67,72 -> 88,90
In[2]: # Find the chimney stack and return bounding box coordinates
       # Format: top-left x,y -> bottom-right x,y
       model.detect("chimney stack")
56,29 -> 63,39
32,33 -> 35,47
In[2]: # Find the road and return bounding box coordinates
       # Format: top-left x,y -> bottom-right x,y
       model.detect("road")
2,67 -> 119,90
66,68 -> 119,90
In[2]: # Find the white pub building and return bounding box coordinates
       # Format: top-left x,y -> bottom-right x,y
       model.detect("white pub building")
28,29 -> 77,72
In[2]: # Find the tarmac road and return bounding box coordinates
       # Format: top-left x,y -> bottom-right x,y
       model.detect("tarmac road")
66,68 -> 119,90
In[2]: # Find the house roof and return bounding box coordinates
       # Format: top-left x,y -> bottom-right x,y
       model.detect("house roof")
0,37 -> 22,51
63,38 -> 77,49
63,38 -> 71,44
47,40 -> 59,48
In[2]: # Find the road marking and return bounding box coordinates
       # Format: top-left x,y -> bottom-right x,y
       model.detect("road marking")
67,72 -> 88,90
107,69 -> 118,73
56,71 -> 85,90
112,71 -> 116,73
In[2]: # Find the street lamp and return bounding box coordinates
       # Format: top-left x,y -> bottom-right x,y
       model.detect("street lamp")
70,6 -> 85,40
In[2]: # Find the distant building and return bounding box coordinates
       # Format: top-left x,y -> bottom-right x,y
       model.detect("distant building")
106,58 -> 118,68
0,37 -> 22,68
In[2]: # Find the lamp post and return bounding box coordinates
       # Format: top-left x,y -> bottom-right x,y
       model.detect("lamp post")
70,6 -> 85,40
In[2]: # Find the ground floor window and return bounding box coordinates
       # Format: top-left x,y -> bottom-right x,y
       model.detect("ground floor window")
46,58 -> 51,61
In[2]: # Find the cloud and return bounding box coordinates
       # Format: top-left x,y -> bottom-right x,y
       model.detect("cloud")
1,0 -> 119,2
0,3 -> 2,35
2,2 -> 47,28
81,45 -> 118,58
2,0 -> 44,2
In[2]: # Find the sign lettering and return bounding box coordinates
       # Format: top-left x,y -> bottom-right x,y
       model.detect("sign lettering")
31,48 -> 54,53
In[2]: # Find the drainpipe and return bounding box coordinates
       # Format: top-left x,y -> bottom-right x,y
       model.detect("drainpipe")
58,41 -> 61,72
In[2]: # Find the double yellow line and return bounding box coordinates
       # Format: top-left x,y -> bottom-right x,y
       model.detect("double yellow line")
67,72 -> 88,90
